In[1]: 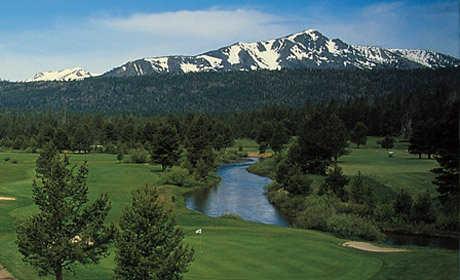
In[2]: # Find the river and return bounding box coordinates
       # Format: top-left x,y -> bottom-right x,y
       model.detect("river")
185,158 -> 288,226
185,158 -> 458,250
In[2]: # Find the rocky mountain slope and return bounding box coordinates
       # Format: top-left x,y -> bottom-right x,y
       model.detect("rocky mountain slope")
103,29 -> 459,77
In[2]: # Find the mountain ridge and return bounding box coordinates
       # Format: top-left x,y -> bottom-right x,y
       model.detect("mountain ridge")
27,67 -> 94,82
26,29 -> 459,81
103,29 -> 459,78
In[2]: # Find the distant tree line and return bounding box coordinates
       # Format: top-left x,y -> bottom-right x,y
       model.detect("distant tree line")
0,68 -> 458,114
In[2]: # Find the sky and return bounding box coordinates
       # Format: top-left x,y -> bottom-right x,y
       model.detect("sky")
0,0 -> 458,80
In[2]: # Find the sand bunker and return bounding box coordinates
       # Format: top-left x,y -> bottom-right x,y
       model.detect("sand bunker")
247,152 -> 273,158
0,265 -> 14,280
0,197 -> 16,201
343,241 -> 408,253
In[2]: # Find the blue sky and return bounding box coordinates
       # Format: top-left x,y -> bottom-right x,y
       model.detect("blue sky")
0,0 -> 458,80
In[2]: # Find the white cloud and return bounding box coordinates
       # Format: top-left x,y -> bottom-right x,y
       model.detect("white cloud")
0,3 -> 457,81
99,9 -> 291,39
0,9 -> 299,81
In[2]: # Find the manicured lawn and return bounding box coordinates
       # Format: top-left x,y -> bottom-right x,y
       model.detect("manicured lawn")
0,149 -> 457,279
340,137 -> 438,194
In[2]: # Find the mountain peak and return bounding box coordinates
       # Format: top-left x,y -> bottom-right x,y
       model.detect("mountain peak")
103,29 -> 460,78
27,67 -> 94,82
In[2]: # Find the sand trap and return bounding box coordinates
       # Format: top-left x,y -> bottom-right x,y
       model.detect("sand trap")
0,197 -> 16,201
343,241 -> 408,253
0,265 -> 14,280
247,152 -> 273,158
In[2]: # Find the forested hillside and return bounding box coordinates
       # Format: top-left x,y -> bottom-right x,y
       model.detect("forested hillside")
1,68 -> 459,114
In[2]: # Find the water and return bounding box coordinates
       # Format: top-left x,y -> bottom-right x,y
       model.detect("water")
185,158 -> 458,250
185,158 -> 288,226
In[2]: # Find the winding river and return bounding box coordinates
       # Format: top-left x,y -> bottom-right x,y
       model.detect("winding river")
185,158 -> 288,226
185,158 -> 458,250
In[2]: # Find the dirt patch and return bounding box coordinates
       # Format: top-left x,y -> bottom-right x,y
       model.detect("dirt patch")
247,152 -> 273,158
0,197 -> 16,201
343,241 -> 408,253
0,265 -> 14,280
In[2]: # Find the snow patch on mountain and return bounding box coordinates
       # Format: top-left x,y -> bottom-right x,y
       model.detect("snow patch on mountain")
103,29 -> 460,78
28,67 -> 93,82
390,49 -> 460,68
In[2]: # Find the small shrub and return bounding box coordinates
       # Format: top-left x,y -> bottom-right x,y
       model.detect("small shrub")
326,213 -> 384,241
116,152 -> 124,163
4,157 -> 10,162
162,166 -> 200,188
11,159 -> 18,164
129,148 -> 149,163
294,195 -> 337,231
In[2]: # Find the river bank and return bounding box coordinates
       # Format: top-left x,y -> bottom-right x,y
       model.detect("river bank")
245,147 -> 459,250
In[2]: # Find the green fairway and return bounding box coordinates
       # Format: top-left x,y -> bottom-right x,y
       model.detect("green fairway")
340,137 -> 438,194
0,150 -> 458,280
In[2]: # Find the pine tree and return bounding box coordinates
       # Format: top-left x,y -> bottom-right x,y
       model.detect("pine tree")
350,122 -> 368,148
432,101 -> 459,217
16,152 -> 115,280
295,111 -> 347,174
393,189 -> 413,220
35,142 -> 58,177
150,121 -> 181,171
320,165 -> 349,200
379,135 -> 395,151
256,122 -> 273,154
114,186 -> 194,280
347,172 -> 374,206
411,192 -> 435,224
185,115 -> 214,168
269,122 -> 290,153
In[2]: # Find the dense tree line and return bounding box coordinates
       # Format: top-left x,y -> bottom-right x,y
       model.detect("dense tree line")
2,82 -> 456,153
0,68 -> 458,114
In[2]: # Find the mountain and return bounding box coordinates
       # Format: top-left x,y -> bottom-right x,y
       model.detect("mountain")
27,67 -> 93,82
104,29 -> 459,77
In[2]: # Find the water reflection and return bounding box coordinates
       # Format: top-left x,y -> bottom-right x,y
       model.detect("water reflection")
185,158 -> 288,226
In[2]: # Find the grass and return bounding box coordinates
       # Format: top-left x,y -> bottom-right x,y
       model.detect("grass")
340,137 -> 438,194
0,144 -> 458,279
250,136 -> 438,195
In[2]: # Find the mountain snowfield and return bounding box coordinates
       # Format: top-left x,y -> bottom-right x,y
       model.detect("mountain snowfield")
104,29 -> 459,77
27,29 -> 460,81
27,67 -> 94,82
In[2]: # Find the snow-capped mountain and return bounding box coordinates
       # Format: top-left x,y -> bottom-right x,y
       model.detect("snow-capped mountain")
27,67 -> 93,82
104,29 -> 459,77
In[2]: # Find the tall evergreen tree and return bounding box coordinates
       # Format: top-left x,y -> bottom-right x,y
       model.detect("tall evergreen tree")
432,101 -> 459,217
256,122 -> 273,154
150,121 -> 181,171
393,189 -> 413,220
17,152 -> 115,280
319,165 -> 349,200
185,115 -> 215,170
350,122 -> 368,148
379,135 -> 395,151
295,111 -> 347,174
269,122 -> 290,153
115,186 -> 194,280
